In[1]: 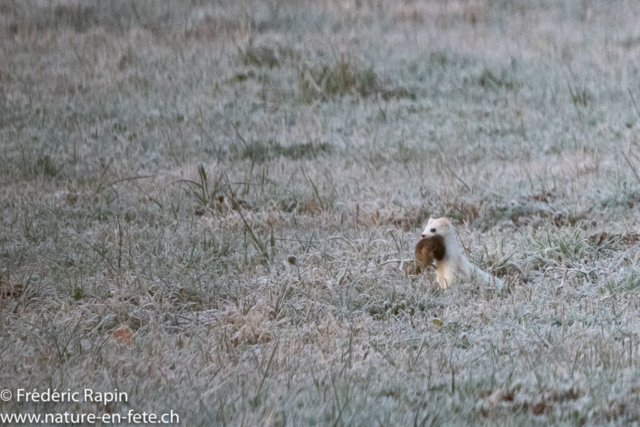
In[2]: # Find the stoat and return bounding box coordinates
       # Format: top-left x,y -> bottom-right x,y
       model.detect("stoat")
420,217 -> 503,289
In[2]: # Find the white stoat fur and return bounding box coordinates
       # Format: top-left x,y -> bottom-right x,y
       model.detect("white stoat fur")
420,217 -> 503,289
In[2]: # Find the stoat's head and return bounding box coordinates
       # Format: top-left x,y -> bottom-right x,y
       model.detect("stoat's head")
420,217 -> 452,239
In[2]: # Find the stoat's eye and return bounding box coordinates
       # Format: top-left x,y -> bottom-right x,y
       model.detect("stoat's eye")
430,228 -> 436,233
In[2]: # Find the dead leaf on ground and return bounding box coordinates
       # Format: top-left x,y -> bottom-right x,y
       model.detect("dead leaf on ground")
298,198 -> 321,215
113,325 -> 135,346
228,192 -> 252,211
66,192 -> 78,205
0,275 -> 23,300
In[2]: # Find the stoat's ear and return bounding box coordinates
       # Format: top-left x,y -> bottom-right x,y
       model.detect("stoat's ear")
441,217 -> 451,226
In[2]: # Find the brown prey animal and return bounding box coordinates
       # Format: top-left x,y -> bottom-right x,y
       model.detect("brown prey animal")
414,235 -> 446,270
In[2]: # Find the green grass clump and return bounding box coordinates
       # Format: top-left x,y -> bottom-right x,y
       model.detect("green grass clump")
299,59 -> 412,102
239,140 -> 333,162
478,67 -> 516,91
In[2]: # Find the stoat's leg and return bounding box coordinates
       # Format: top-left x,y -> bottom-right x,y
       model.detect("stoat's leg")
437,276 -> 448,289
437,262 -> 454,289
435,269 -> 446,289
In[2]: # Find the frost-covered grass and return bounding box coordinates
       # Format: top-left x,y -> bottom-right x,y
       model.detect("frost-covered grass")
3,0 -> 640,425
